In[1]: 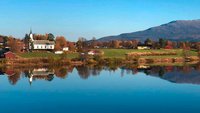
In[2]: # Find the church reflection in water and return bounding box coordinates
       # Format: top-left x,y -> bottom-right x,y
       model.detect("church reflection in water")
28,68 -> 55,85
0,63 -> 200,85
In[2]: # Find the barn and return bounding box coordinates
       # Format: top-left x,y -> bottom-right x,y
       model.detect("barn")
4,51 -> 16,59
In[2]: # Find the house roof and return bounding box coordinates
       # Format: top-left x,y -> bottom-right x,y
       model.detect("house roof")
33,40 -> 55,45
4,51 -> 15,55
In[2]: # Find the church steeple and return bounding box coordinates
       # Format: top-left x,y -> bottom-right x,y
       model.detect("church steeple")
30,28 -> 32,34
29,28 -> 34,41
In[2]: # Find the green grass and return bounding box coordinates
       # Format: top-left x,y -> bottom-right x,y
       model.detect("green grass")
98,49 -> 198,58
18,49 -> 198,60
66,53 -> 79,59
18,52 -> 79,59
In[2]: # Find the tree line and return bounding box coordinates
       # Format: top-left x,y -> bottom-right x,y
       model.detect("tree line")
1,34 -> 200,53
76,37 -> 200,52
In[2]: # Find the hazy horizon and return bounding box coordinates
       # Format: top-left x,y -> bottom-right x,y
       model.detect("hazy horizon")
1,0 -> 200,41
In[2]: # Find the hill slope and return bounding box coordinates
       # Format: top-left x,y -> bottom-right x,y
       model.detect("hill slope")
99,20 -> 200,42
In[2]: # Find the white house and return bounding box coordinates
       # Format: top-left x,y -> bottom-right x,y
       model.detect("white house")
32,40 -> 55,50
29,30 -> 55,50
54,47 -> 69,54
55,51 -> 64,54
137,44 -> 152,50
87,50 -> 104,56
88,50 -> 95,55
63,47 -> 69,51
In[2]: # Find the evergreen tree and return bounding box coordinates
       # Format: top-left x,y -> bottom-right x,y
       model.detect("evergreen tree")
48,33 -> 55,41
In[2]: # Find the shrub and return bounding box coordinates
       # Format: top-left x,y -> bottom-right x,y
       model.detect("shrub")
87,59 -> 97,64
146,59 -> 154,63
126,54 -> 140,62
93,54 -> 103,62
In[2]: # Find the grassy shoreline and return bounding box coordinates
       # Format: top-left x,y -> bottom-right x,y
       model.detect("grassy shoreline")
1,49 -> 197,66
17,49 -> 198,59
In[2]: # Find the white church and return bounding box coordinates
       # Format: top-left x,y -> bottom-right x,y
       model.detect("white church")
29,30 -> 55,50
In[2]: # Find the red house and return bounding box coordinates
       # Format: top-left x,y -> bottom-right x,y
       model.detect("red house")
4,51 -> 16,59
165,45 -> 173,49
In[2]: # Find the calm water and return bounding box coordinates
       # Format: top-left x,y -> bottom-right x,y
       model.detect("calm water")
0,64 -> 200,113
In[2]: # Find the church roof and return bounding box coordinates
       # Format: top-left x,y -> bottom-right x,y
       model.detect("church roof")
33,40 -> 55,45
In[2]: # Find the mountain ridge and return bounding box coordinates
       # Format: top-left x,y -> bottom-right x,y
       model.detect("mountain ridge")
98,19 -> 200,42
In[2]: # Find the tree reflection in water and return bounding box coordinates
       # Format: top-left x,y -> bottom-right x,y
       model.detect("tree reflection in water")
0,63 -> 199,85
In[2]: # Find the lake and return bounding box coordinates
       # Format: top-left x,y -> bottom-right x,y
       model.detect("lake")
0,64 -> 200,113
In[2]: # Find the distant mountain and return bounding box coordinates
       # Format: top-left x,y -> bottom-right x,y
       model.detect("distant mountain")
150,69 -> 200,85
98,20 -> 200,42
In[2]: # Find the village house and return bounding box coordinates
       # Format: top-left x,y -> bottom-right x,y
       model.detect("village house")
28,30 -> 55,51
137,44 -> 152,50
54,47 -> 69,54
55,51 -> 64,54
88,50 -> 104,55
88,50 -> 95,55
3,51 -> 16,59
63,47 -> 69,51
0,48 -> 16,59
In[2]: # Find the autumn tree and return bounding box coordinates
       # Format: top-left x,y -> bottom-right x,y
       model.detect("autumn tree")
76,37 -> 87,52
34,34 -> 48,40
132,40 -> 139,49
180,42 -> 187,50
122,41 -> 133,49
112,40 -> 120,48
185,41 -> 191,50
28,33 -> 55,41
90,37 -> 98,48
7,36 -> 24,53
55,36 -> 68,51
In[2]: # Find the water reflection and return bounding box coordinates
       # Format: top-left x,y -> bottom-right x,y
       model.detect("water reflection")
0,63 -> 200,85
123,64 -> 200,84
26,68 -> 55,85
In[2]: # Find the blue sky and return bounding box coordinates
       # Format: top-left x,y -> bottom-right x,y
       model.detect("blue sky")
0,0 -> 200,41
